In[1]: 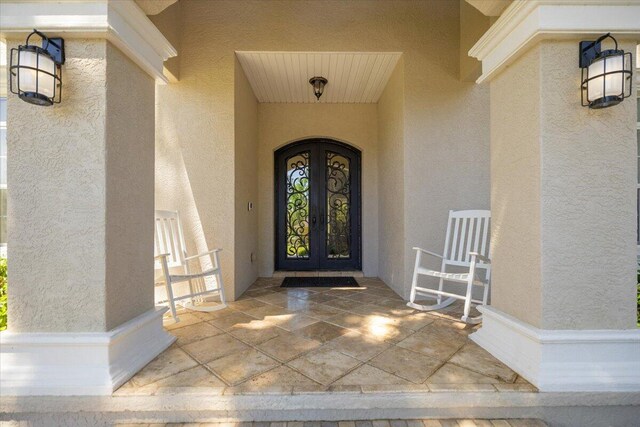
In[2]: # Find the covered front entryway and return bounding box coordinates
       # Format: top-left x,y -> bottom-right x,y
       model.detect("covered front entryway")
275,139 -> 361,271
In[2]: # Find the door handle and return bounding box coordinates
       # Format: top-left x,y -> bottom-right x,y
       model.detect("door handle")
319,208 -> 325,230
311,206 -> 317,229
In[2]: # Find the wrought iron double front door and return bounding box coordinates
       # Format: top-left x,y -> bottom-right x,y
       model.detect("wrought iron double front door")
275,139 -> 361,271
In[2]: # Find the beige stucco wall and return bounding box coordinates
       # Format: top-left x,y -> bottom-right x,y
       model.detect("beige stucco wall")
104,42 -> 156,330
234,58 -> 259,295
8,40 -> 155,332
377,59 -> 405,294
149,1 -> 181,81
491,40 -> 637,330
154,0 -> 490,299
459,0 -> 492,82
490,44 -> 543,327
257,103 -> 378,277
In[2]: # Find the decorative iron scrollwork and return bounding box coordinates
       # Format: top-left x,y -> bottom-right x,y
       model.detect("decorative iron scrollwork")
286,152 -> 310,259
326,152 -> 350,259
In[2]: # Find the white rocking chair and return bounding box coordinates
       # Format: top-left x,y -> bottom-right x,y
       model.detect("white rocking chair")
408,210 -> 491,324
154,210 -> 227,322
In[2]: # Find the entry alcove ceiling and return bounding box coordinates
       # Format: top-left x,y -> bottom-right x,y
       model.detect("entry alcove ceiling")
236,51 -> 402,103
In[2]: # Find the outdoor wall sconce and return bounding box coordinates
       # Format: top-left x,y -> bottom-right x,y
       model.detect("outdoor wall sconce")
580,33 -> 632,109
10,29 -> 65,106
309,76 -> 328,101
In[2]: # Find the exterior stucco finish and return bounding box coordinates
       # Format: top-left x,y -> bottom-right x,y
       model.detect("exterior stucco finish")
490,40 -> 638,330
234,58 -> 259,296
7,40 -> 155,332
377,59 -> 405,295
154,0 -> 490,299
538,40 -> 637,330
490,44 -> 543,328
257,103 -> 379,277
104,42 -> 156,330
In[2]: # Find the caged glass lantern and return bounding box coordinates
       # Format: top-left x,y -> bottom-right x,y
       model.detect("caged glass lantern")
10,29 -> 65,106
580,33 -> 633,109
309,76 -> 328,101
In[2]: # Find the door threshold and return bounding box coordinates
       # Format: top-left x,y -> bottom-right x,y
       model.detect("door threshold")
272,270 -> 364,278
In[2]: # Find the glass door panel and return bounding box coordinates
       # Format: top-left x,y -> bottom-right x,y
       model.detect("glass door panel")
285,151 -> 311,259
326,152 -> 351,259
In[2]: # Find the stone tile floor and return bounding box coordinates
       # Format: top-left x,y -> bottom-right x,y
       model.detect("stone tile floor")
116,277 -> 537,396
116,420 -> 547,426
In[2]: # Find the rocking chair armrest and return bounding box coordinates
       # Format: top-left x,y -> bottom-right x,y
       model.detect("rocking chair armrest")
412,247 -> 444,259
469,252 -> 491,264
154,253 -> 170,260
184,248 -> 223,261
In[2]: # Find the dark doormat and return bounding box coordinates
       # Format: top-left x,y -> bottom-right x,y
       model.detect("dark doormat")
281,276 -> 359,288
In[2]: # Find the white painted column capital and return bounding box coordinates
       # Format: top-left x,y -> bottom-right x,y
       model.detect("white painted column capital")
469,0 -> 640,83
0,0 -> 176,83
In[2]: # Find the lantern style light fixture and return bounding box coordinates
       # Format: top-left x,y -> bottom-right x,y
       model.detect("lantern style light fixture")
10,29 -> 65,106
580,33 -> 632,109
309,76 -> 328,101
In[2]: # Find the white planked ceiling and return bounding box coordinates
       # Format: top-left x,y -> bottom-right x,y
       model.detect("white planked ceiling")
236,51 -> 402,104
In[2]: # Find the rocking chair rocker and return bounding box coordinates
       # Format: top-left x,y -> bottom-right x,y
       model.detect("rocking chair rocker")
407,210 -> 491,324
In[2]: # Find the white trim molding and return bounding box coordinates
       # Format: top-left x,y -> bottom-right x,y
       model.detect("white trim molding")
469,0 -> 640,83
0,307 -> 175,396
471,306 -> 640,392
0,0 -> 177,83
466,0 -> 512,17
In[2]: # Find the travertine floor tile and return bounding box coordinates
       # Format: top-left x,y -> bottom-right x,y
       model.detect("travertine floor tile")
191,307 -> 236,321
242,365 -> 320,387
303,302 -> 344,319
244,288 -> 277,298
206,348 -> 280,385
493,383 -> 538,392
130,347 -> 198,387
426,363 -> 499,384
182,333 -> 250,363
278,296 -> 317,312
325,312 -> 370,330
448,342 -> 517,383
294,321 -> 350,343
227,319 -> 283,345
226,298 -> 268,312
148,366 -> 225,388
325,330 -> 391,361
268,312 -> 320,331
254,292 -> 300,306
134,277 -> 541,397
258,332 -> 322,362
170,321 -> 224,346
333,364 -> 409,385
321,298 -> 362,311
369,346 -> 442,383
244,304 -> 295,319
288,347 -> 361,385
305,293 -> 338,304
163,313 -> 202,331
396,327 -> 465,361
208,311 -> 258,331
356,320 -> 414,344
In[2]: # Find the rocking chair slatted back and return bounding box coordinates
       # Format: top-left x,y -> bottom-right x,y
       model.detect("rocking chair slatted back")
154,210 -> 187,269
442,210 -> 491,268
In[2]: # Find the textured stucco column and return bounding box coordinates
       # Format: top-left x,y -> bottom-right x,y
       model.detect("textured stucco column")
0,39 -> 174,395
471,38 -> 640,391
8,39 -> 156,332
490,39 -> 637,331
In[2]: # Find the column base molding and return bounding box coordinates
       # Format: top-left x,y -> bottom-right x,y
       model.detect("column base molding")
471,306 -> 640,392
0,307 -> 175,396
